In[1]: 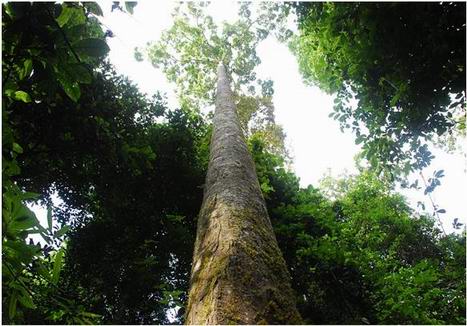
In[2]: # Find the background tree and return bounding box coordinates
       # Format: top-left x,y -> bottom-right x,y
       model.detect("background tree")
2,2 -> 203,324
290,2 -> 466,178
12,61 -> 208,324
251,136 -> 466,324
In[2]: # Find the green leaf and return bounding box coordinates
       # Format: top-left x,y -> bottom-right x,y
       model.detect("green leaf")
125,2 -> 137,14
10,207 -> 41,231
61,82 -> 80,102
55,71 -> 80,102
355,136 -> 365,145
83,2 -> 103,16
80,311 -> 101,318
166,214 -> 184,223
4,88 -> 15,97
37,263 -> 51,281
47,206 -> 53,231
54,225 -> 71,238
67,64 -> 92,84
56,5 -> 86,28
9,291 -> 17,320
13,91 -> 31,103
18,292 -> 36,309
52,248 -> 65,285
390,93 -> 400,107
20,192 -> 40,201
19,59 -> 33,80
260,181 -> 274,194
12,143 -> 23,154
56,6 -> 73,27
3,240 -> 39,262
74,38 -> 110,58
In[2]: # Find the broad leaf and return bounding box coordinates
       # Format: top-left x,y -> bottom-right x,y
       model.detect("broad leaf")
9,291 -> 17,320
10,207 -> 41,231
13,91 -> 31,103
19,59 -> 33,80
55,70 -> 81,102
83,2 -> 103,16
12,143 -> 23,154
54,225 -> 71,238
56,5 -> 86,28
18,292 -> 36,309
52,248 -> 65,285
125,2 -> 137,14
67,64 -> 93,84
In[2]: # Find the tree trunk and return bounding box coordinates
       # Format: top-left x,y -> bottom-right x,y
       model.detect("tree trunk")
185,64 -> 302,325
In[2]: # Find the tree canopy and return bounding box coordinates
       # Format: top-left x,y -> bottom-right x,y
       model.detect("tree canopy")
290,2 -> 466,178
144,2 -> 289,157
144,2 -> 262,110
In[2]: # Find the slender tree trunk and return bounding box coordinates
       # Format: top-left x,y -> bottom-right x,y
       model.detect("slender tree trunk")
185,64 -> 302,325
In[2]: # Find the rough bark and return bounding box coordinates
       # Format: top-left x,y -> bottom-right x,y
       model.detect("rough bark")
185,64 -> 302,325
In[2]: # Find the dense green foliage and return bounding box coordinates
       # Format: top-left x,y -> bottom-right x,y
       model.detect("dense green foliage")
1,2 -> 207,324
251,137 -> 466,324
12,63 -> 209,324
2,2 -> 465,325
2,2 -> 109,323
291,2 -> 466,178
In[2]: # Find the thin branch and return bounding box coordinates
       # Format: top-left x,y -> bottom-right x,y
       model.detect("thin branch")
419,171 -> 447,236
381,77 -> 399,91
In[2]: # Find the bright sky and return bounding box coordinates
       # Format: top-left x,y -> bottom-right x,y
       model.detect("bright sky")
32,1 -> 466,236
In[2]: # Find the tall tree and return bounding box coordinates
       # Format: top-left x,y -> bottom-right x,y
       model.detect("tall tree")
186,64 -> 301,324
144,3 -> 301,323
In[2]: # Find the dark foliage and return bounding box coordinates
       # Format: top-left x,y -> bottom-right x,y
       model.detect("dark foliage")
2,2 -> 112,323
12,63 -> 209,324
